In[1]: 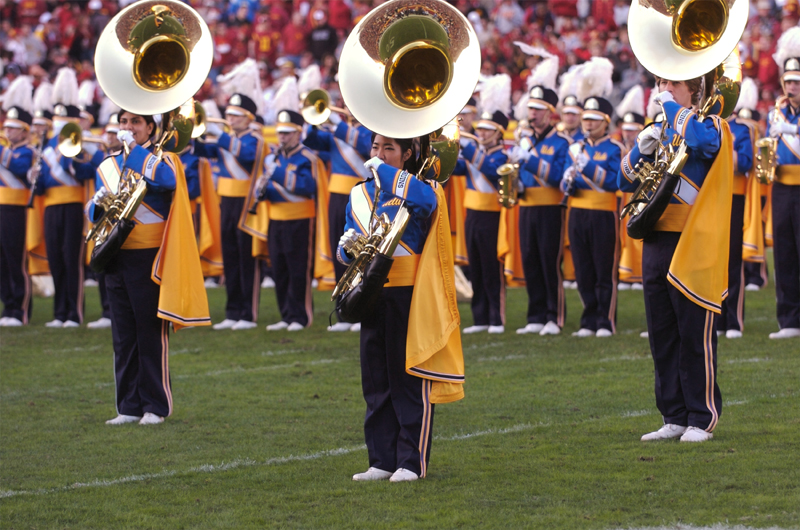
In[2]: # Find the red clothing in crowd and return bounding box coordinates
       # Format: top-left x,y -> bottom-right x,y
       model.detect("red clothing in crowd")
251,27 -> 281,64
281,20 -> 308,57
549,0 -> 578,18
757,51 -> 780,93
328,0 -> 352,32
17,0 -> 46,26
592,0 -> 616,30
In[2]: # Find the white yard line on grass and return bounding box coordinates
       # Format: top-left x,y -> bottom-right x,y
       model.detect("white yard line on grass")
614,526 -> 790,530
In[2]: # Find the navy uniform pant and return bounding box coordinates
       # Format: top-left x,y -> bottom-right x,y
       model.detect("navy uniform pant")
360,286 -> 434,478
268,217 -> 313,327
105,248 -> 172,418
44,202 -> 85,323
718,194 -> 745,332
772,182 -> 800,329
519,205 -> 566,327
329,192 -> 350,282
98,272 -> 111,319
744,195 -> 769,288
643,231 -> 722,431
220,196 -> 259,322
0,205 -> 32,322
568,207 -> 618,332
465,209 -> 504,326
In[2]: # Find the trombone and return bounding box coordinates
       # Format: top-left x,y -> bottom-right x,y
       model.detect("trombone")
301,89 -> 347,126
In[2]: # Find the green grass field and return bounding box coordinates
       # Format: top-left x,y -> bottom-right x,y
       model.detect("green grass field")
1,270 -> 798,529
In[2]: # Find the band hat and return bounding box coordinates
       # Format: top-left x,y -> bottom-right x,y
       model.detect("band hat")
3,107 -> 33,130
581,97 -> 613,122
52,103 -> 82,122
527,85 -> 558,111
33,109 -> 53,126
736,108 -> 761,122
226,93 -> 258,118
460,97 -> 478,115
105,112 -> 120,133
615,84 -> 645,130
475,110 -> 509,132
275,109 -> 304,133
79,105 -> 94,124
734,77 -> 760,122
620,112 -> 645,131
561,94 -> 582,114
774,27 -> 800,81
783,58 -> 800,82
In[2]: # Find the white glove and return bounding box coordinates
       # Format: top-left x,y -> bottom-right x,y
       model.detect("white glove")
338,228 -> 358,252
654,90 -> 674,106
364,156 -> 383,172
328,111 -> 342,125
519,137 -> 533,152
116,130 -> 135,149
459,136 -> 473,149
264,153 -> 277,176
91,187 -> 110,205
574,150 -> 590,171
560,167 -> 577,195
205,122 -> 223,138
770,121 -> 798,138
507,146 -> 531,164
637,126 -> 662,155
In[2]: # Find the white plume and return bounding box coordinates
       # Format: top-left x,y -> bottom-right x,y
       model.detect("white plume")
773,26 -> 800,71
1,75 -> 34,112
51,67 -> 79,107
33,82 -> 53,113
514,41 -> 556,61
514,53 -> 561,121
78,79 -> 96,108
735,77 -> 759,113
297,64 -> 322,96
217,58 -> 263,114
646,84 -> 661,119
201,99 -> 223,120
615,85 -> 645,119
270,76 -> 300,115
575,57 -> 614,103
98,97 -> 120,126
558,65 -> 581,104
479,73 -> 512,117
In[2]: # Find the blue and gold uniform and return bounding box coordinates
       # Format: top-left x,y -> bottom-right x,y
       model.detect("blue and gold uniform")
718,117 -> 754,335
339,156 -> 463,479
452,112 -> 509,330
259,138 -> 320,328
303,121 -> 372,282
195,108 -> 265,325
567,97 -> 624,335
767,95 -> 800,333
618,95 -> 730,434
518,123 -> 572,329
0,109 -> 35,325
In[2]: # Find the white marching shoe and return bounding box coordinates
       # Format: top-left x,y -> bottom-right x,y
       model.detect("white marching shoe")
261,276 -> 276,288
631,283 -> 643,290
139,412 -> 164,425
516,323 -> 544,334
769,328 -> 800,339
0,317 -> 23,327
87,317 -> 112,329
462,325 -> 489,334
640,331 -> 649,338
266,321 -> 289,331
62,320 -> 80,328
617,282 -> 631,291
106,414 -> 142,425
725,329 -> 742,339
350,323 -> 361,332
231,320 -> 257,330
680,426 -> 713,442
45,319 -> 64,328
744,283 -> 760,291
641,423 -> 686,441
287,322 -> 305,331
572,328 -> 595,337
352,467 -> 392,481
327,322 -> 352,332
488,325 -> 504,334
595,328 -> 613,337
539,321 -> 561,335
212,319 -> 238,330
389,468 -> 419,483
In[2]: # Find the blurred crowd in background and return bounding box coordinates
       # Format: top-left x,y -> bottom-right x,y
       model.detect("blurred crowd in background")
1,0 -> 799,128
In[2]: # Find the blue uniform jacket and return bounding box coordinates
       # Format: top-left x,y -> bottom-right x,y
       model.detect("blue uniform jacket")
729,118 -> 754,176
619,101 -> 722,205
260,144 -> 317,203
35,136 -> 98,195
453,143 -> 507,192
768,104 -> 800,166
88,142 -> 177,222
195,130 -> 264,190
338,162 -> 437,264
0,142 -> 34,190
571,135 -> 624,192
179,142 -> 201,201
519,126 -> 572,189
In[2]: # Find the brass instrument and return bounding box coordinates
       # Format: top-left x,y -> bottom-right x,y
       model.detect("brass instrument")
497,162 -> 519,208
58,122 -> 82,158
621,0 -> 746,234
190,99 -> 206,138
0,132 -> 9,147
754,95 -> 788,184
301,89 -> 347,126
331,0 -> 480,305
87,0 -> 212,271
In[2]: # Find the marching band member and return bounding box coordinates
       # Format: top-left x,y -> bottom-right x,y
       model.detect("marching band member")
556,66 -> 585,143
453,75 -> 511,334
88,109 -> 210,425
458,96 -> 479,142
339,133 -> 464,482
197,89 -> 265,331
767,27 -> 800,339
302,107 -> 372,332
618,74 -> 732,442
0,77 -> 35,327
510,63 -> 573,337
718,80 -> 756,339
615,85 -> 646,291
255,110 -> 321,331
563,58 -> 623,338
34,68 -> 99,328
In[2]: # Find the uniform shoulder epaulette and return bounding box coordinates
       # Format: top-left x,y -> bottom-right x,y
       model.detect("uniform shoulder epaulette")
610,138 -> 626,151
555,130 -> 574,143
486,144 -> 504,155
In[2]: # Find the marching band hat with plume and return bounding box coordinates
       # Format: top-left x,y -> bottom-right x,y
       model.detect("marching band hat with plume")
773,26 -> 800,83
734,77 -> 760,122
615,85 -> 646,131
557,65 -> 582,115
474,74 -> 511,132
513,42 -> 559,118
2,75 -> 34,130
50,67 -> 81,122
576,57 -> 614,122
32,81 -> 53,128
105,113 -> 120,134
218,59 -> 263,119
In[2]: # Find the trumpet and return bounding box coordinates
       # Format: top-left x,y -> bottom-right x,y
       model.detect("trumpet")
754,95 -> 788,184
